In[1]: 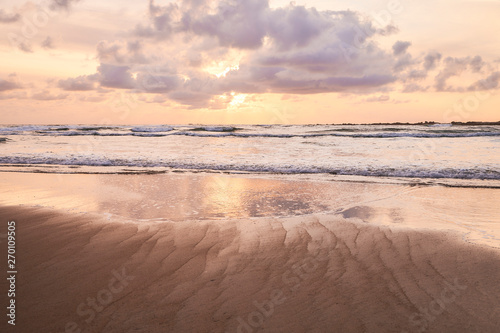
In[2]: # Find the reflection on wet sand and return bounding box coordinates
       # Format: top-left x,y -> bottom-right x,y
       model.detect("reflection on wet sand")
0,172 -> 361,220
95,174 -> 336,220
0,172 -> 499,247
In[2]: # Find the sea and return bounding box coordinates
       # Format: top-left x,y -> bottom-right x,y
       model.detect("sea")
0,123 -> 499,187
1,123 -> 499,247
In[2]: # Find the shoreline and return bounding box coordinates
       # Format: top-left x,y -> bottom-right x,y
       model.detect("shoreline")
0,171 -> 499,248
0,166 -> 499,189
1,205 -> 499,332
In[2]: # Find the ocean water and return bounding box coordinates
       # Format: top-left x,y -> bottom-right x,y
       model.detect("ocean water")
1,124 -> 499,247
0,123 -> 499,187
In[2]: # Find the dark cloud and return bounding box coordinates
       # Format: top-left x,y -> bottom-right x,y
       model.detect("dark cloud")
392,41 -> 411,56
423,52 -> 442,71
435,56 -> 484,91
136,73 -> 182,93
188,0 -> 269,49
58,75 -> 98,91
50,0 -> 82,10
266,6 -> 329,50
19,41 -> 33,53
97,41 -> 125,63
168,90 -> 214,109
393,54 -> 414,72
97,64 -> 136,89
221,72 -> 396,95
0,78 -> 21,91
148,0 -> 178,36
41,36 -> 55,49
0,9 -> 20,23
469,55 -> 485,73
143,1 -> 395,51
97,41 -> 149,64
6,33 -> 34,53
467,72 -> 500,91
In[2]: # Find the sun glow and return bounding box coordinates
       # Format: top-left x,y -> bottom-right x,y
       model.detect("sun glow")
216,65 -> 240,78
229,92 -> 247,107
204,61 -> 241,78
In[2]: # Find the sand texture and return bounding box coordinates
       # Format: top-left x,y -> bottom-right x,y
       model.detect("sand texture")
1,206 -> 499,333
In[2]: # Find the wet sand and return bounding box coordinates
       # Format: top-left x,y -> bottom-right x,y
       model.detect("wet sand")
0,173 -> 500,332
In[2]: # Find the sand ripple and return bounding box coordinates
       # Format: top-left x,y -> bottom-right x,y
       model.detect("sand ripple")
1,207 -> 499,332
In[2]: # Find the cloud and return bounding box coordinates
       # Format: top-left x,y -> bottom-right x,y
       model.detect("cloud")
6,32 -> 34,53
141,1 -> 395,52
18,41 -> 33,53
96,40 -> 149,64
41,36 -> 55,49
136,72 -> 182,93
392,41 -> 411,56
32,90 -> 68,100
262,74 -> 396,94
58,75 -> 98,91
262,5 -> 329,51
467,71 -> 500,91
0,91 -> 28,100
435,56 -> 486,91
97,64 -> 136,89
423,52 -> 442,71
0,9 -> 20,23
55,0 -> 500,109
407,70 -> 427,80
365,95 -> 390,102
62,2 -> 403,104
0,78 -> 21,91
469,55 -> 485,73
393,54 -> 414,72
50,0 -> 82,10
145,0 -> 272,49
168,90 -> 213,109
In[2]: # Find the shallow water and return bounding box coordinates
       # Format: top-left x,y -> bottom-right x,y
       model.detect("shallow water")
0,172 -> 498,248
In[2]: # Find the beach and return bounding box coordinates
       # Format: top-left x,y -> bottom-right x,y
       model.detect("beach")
1,172 -> 499,332
3,0 -> 500,330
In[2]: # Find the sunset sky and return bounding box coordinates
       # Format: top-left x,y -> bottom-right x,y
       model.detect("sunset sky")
1,0 -> 499,124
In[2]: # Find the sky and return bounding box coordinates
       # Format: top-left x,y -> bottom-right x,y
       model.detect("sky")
0,0 -> 499,125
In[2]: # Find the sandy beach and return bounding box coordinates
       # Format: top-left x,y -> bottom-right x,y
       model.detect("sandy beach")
2,0 -> 500,330
1,173 -> 499,332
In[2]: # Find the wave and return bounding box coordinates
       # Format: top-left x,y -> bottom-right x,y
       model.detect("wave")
0,125 -> 116,132
4,131 -> 500,138
0,125 -> 54,132
197,131 -> 500,138
155,131 -> 500,138
430,123 -> 452,127
131,126 -> 174,133
23,131 -> 170,137
1,156 -> 499,180
77,126 -> 117,131
188,126 -> 242,132
1,124 -> 499,139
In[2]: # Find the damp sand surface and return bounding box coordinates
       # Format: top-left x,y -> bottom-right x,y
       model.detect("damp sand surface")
0,172 -> 499,332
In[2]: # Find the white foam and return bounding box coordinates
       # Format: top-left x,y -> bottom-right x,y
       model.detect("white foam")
0,155 -> 498,180
131,126 -> 174,133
